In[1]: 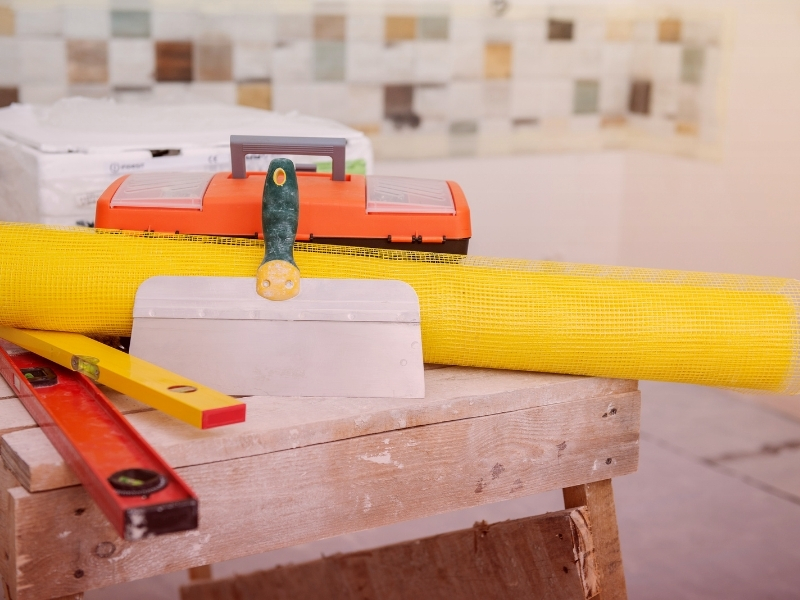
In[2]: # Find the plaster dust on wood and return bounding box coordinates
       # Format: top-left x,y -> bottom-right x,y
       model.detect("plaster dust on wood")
2,368 -> 636,493
7,390 -> 639,600
180,508 -> 599,600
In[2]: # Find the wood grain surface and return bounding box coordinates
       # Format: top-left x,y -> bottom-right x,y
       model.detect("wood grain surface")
4,390 -> 639,600
564,480 -> 628,600
2,368 -> 636,493
180,508 -> 599,600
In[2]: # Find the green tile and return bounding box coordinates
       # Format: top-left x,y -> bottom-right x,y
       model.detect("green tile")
574,80 -> 599,115
418,16 -> 448,40
314,40 -> 345,81
111,10 -> 150,38
681,46 -> 704,84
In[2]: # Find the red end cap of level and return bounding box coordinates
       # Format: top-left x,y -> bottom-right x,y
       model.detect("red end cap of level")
201,403 -> 247,429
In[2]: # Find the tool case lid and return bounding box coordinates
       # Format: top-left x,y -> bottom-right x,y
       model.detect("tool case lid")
110,172 -> 215,209
133,277 -> 420,323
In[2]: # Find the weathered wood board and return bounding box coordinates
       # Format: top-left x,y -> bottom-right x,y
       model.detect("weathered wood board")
3,368 -> 635,493
564,481 -> 627,600
6,392 -> 639,599
180,508 -> 599,600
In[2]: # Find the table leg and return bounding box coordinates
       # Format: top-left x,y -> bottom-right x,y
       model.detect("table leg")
188,565 -> 212,581
563,479 -> 627,600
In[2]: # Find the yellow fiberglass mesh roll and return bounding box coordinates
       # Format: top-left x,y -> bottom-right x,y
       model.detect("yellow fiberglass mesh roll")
1,222 -> 799,393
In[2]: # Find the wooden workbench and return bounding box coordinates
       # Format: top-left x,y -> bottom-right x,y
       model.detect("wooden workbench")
0,365 -> 640,600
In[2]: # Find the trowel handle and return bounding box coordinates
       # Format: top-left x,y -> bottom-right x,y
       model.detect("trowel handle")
230,135 -> 346,181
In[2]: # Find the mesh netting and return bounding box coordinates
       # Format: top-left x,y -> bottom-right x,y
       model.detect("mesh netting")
1,222 -> 798,393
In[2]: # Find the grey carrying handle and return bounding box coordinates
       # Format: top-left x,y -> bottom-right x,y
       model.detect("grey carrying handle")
230,135 -> 347,181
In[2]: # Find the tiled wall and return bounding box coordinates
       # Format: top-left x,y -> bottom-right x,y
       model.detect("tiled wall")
0,1 -> 727,160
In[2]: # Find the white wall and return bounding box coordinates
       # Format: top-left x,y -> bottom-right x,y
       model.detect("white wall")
375,152 -> 626,264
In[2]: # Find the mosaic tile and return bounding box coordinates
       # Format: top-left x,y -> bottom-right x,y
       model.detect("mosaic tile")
485,18 -> 513,43
575,19 -> 605,44
632,20 -> 657,43
237,81 -> 271,110
272,82 -> 316,114
189,82 -> 237,104
414,40 -> 450,83
216,14 -> 274,44
681,46 -> 704,84
449,121 -> 478,156
346,41 -> 385,83
599,77 -> 627,114
314,40 -> 345,81
547,19 -> 573,41
275,15 -> 312,45
67,40 -> 108,84
484,42 -> 512,79
512,41 -> 546,80
574,43 -> 602,78
542,43 -> 574,77
19,39 -> 66,84
413,83 -> 448,119
311,82 -> 350,123
541,78 -> 572,117
196,37 -> 232,82
347,83 -> 382,124
382,40 -> 414,83
152,11 -> 199,41
113,85 -> 153,103
658,18 -> 681,43
606,20 -> 632,42
384,84 -> 418,128
447,81 -> 482,120
451,40 -> 482,80
629,79 -> 651,114
111,10 -> 150,38
155,41 -> 193,82
233,42 -> 271,81
651,80 -> 678,119
0,38 -> 18,86
272,40 -> 312,83
682,21 -> 720,46
14,8 -> 62,37
64,8 -> 110,39
314,15 -> 345,41
483,80 -> 510,118
573,79 -> 599,114
0,86 -> 18,107
109,39 -> 153,86
385,16 -> 416,43
601,42 -> 631,75
0,6 -> 14,36
449,16 -> 482,42
677,85 -> 699,124
630,43 -> 655,79
653,44 -> 680,81
346,14 -> 384,43
418,16 -> 448,40
510,80 -> 541,120
512,19 -> 546,45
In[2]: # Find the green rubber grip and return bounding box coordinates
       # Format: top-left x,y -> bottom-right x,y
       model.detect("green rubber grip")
261,158 -> 299,268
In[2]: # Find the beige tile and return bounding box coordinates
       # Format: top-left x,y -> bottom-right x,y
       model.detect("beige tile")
0,38 -> 18,86
196,37 -> 232,82
483,80 -> 510,118
484,42 -> 512,79
233,42 -> 271,81
418,16 -> 448,40
385,16 -> 416,43
109,39 -> 154,86
237,81 -> 271,110
314,14 -> 345,41
67,40 -> 108,85
606,20 -> 632,42
0,6 -> 14,36
20,38 -> 66,85
658,18 -> 681,43
63,7 -> 110,39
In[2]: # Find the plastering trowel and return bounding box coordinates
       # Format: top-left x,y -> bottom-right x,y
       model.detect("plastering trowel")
129,158 -> 425,398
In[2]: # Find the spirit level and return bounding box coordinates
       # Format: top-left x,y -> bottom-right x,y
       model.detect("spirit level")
0,346 -> 198,540
0,327 -> 245,429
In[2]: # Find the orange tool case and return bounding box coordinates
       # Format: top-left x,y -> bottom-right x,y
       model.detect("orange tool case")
95,136 -> 472,254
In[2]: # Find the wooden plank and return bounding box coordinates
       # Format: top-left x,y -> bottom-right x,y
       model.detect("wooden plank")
0,462 -> 20,597
3,369 -> 636,492
7,391 -> 639,600
564,480 -> 627,600
0,387 -> 150,437
179,508 -> 599,600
